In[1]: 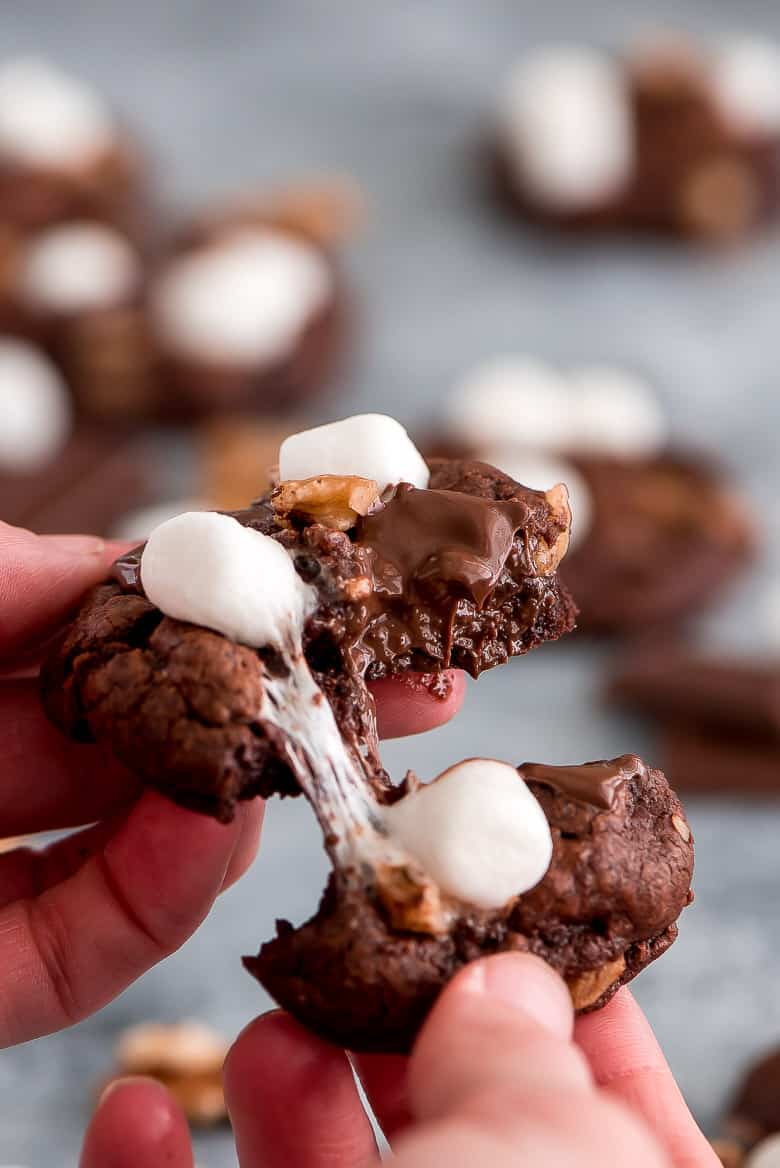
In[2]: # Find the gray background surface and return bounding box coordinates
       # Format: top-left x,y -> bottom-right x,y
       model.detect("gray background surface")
2,1 -> 780,1163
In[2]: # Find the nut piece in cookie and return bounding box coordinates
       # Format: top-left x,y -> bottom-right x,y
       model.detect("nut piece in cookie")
106,1020 -> 228,1127
493,35 -> 780,241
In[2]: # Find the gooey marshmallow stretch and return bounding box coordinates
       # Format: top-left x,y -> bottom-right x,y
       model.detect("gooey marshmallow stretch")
138,415 -> 554,913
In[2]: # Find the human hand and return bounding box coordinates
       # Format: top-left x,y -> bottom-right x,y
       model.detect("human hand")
81,953 -> 720,1168
0,521 -> 464,1048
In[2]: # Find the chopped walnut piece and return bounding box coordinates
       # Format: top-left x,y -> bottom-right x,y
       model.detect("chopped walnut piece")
108,1020 -> 229,1127
272,474 -> 380,531
567,955 -> 626,1010
532,483 -> 571,575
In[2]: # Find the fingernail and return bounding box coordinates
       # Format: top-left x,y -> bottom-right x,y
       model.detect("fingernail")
461,953 -> 573,1038
43,534 -> 108,556
98,1075 -> 148,1106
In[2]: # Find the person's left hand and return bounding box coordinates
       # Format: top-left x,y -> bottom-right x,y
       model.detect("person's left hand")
0,521 -> 464,1048
80,957 -> 718,1168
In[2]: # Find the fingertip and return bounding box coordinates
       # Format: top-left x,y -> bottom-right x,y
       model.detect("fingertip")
82,1076 -> 193,1168
371,669 -> 466,739
450,952 -> 574,1041
220,799 -> 265,892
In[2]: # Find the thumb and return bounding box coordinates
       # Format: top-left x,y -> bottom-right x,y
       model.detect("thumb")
0,522 -> 126,663
396,953 -> 668,1168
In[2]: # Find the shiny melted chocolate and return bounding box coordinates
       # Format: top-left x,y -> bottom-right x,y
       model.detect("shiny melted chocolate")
521,755 -> 645,810
111,546 -> 143,592
356,484 -> 530,608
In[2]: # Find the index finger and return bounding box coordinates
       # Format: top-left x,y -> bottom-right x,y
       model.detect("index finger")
0,523 -> 127,665
575,990 -> 720,1168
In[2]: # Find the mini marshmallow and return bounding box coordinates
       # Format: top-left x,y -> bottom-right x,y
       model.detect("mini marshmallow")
0,57 -> 114,167
501,46 -> 634,210
569,365 -> 667,458
747,1134 -> 780,1168
151,228 -> 331,366
19,222 -> 141,315
0,338 -> 71,471
278,413 -> 430,492
448,358 -> 574,451
383,758 -> 553,909
111,499 -> 207,542
711,37 -> 780,136
479,448 -> 592,549
140,511 -> 315,648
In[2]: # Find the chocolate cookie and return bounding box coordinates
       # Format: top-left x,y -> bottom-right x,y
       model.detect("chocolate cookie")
435,360 -> 754,633
610,651 -> 780,795
251,755 -> 693,1052
42,417 -> 691,1051
494,37 -> 780,242
562,451 -> 752,633
42,455 -> 576,817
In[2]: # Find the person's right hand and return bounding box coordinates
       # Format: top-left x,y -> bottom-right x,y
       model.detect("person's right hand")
80,952 -> 720,1168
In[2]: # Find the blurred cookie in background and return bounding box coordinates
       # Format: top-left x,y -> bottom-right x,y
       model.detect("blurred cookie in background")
609,646 -> 780,796
711,1044 -> 780,1165
0,56 -> 146,241
148,177 -> 361,419
436,358 -> 754,633
0,336 -> 151,535
0,219 -> 154,421
493,34 -> 780,242
198,415 -> 299,508
103,1020 -> 228,1127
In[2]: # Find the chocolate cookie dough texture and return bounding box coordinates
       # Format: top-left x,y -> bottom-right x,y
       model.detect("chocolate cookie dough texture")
41,415 -> 693,1051
610,650 -> 780,795
442,358 -> 753,632
494,35 -> 780,241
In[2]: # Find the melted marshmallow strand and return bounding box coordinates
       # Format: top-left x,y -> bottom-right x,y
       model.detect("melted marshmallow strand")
501,46 -> 634,210
0,57 -> 114,167
140,512 -> 315,648
0,338 -> 72,471
384,759 -> 553,909
19,222 -> 141,315
151,228 -> 331,366
279,413 -> 430,492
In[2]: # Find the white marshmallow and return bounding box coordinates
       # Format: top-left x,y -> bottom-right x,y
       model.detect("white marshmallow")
151,228 -> 331,366
278,413 -> 430,492
111,499 -> 207,542
711,37 -> 780,136
383,759 -> 553,909
19,222 -> 141,315
747,1134 -> 780,1168
569,365 -> 667,458
501,46 -> 634,210
0,338 -> 71,471
0,57 -> 114,167
448,358 -> 574,452
478,448 -> 592,549
140,511 -> 315,648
